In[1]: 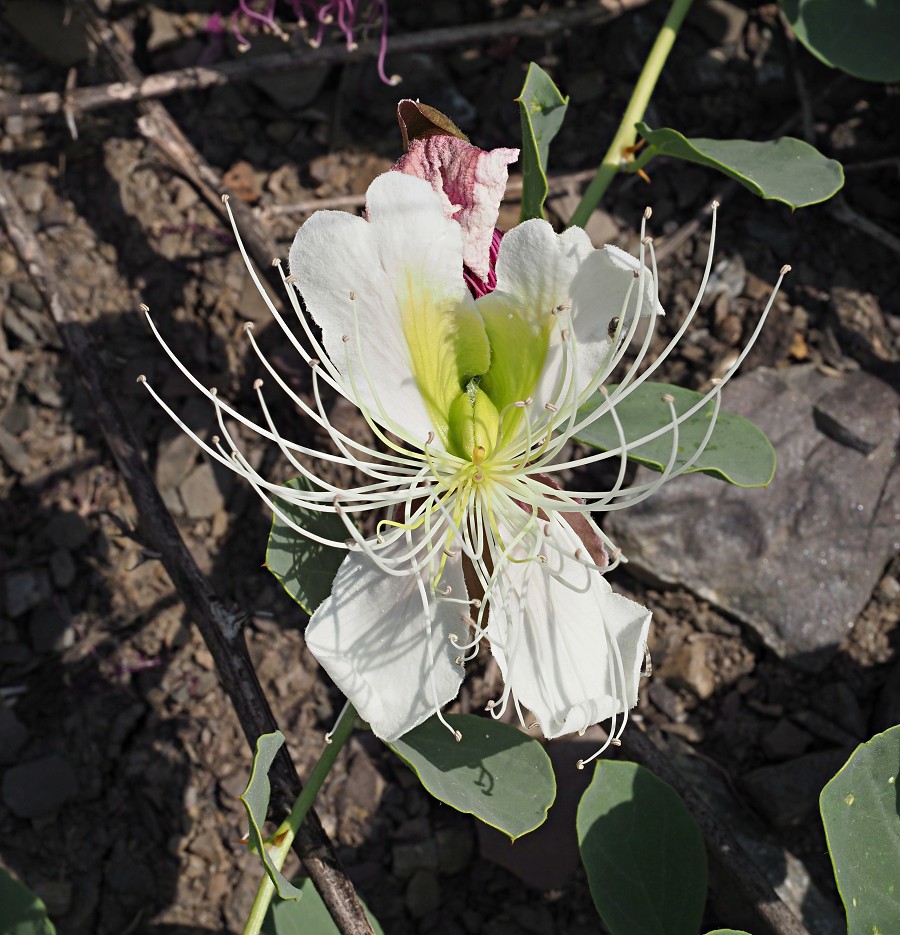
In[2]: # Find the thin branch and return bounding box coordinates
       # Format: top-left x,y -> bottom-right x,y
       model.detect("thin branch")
827,195 -> 900,258
0,0 -> 651,120
623,727 -> 813,935
261,168 -> 598,219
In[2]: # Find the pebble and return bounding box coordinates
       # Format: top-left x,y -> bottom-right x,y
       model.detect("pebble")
2,753 -> 79,818
741,748 -> 852,828
29,602 -> 74,653
659,640 -> 715,700
435,826 -> 474,875
393,839 -> 438,878
4,568 -> 52,618
812,682 -> 868,738
46,511 -> 90,550
179,462 -> 225,520
0,703 -> 30,764
49,548 -> 76,589
404,868 -> 441,918
0,425 -> 30,474
647,680 -> 688,722
33,880 -> 72,916
760,718 -> 813,761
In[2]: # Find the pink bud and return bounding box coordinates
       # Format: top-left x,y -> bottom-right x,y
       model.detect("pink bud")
394,136 -> 518,282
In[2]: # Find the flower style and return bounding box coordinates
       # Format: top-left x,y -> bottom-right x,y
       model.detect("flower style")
141,163 -> 787,766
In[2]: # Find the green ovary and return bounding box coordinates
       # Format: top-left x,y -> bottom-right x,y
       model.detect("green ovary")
447,384 -> 501,461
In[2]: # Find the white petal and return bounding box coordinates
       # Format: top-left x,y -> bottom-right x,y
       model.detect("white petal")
304,535 -> 469,741
487,518 -> 651,739
478,221 -> 664,418
289,172 -> 489,447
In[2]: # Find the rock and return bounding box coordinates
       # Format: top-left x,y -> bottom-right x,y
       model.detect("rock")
435,826 -> 474,875
760,718 -> 813,761
0,425 -> 30,474
393,839 -> 438,879
46,511 -> 90,550
49,548 -> 76,589
741,748 -> 852,828
606,367 -> 900,669
4,569 -> 52,618
29,603 -> 74,652
179,462 -> 225,520
658,637 -> 715,700
2,753 -> 79,818
690,0 -> 748,45
647,681 -> 687,722
33,880 -> 72,916
405,868 -> 441,918
812,682 -> 868,738
0,703 -> 30,764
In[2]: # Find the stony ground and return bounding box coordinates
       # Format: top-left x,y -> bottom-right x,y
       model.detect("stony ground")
0,1 -> 898,933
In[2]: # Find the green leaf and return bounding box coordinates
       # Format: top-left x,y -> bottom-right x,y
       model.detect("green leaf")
575,382 -> 776,488
636,123 -> 844,208
780,0 -> 900,83
389,713 -> 556,841
240,731 -> 304,902
577,761 -> 707,935
820,725 -> 900,935
703,931 -> 752,934
517,62 -> 569,222
262,877 -> 384,935
0,868 -> 56,935
265,476 -> 347,615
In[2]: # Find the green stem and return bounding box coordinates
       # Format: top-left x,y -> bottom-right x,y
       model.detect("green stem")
568,0 -> 695,228
242,703 -> 358,935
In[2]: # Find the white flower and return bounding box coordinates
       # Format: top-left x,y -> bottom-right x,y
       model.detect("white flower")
141,171 -> 786,766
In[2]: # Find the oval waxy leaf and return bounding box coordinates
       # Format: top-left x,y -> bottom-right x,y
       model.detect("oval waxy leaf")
0,868 -> 56,935
517,62 -> 569,222
389,713 -> 556,841
575,382 -> 776,488
266,476 -> 347,615
780,0 -> 900,83
577,761 -> 707,935
636,122 -> 844,208
820,725 -> 900,935
240,731 -> 304,901
263,877 -> 384,935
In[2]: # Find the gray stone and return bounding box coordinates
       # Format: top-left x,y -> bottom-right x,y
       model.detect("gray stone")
404,869 -> 441,918
0,703 -> 30,765
4,569 -> 52,618
179,461 -> 225,520
33,880 -> 72,916
647,681 -> 687,722
392,839 -> 438,879
46,511 -> 90,550
49,548 -> 76,589
0,425 -> 30,474
741,748 -> 852,828
29,603 -> 74,652
435,826 -> 474,876
761,718 -> 813,761
606,367 -> 900,668
2,753 -> 79,818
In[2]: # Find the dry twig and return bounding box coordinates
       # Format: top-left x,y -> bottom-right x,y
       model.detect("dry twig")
0,0 -> 651,120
